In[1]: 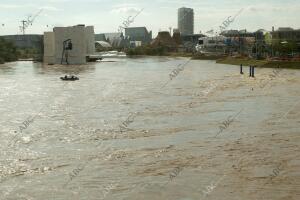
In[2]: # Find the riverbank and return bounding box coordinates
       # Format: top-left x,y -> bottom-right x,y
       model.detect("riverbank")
216,57 -> 300,69
126,50 -> 225,60
191,54 -> 226,60
126,52 -> 300,69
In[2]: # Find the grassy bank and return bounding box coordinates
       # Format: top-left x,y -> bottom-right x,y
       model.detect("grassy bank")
166,52 -> 193,57
125,45 -> 197,57
191,54 -> 226,60
126,47 -> 300,69
217,57 -> 300,69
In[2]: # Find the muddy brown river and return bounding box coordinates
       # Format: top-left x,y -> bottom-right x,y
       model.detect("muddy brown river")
0,57 -> 299,200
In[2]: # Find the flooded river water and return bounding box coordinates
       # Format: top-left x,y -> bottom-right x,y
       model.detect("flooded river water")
0,57 -> 299,200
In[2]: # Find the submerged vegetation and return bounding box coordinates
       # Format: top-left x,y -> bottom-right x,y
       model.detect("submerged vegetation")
0,37 -> 43,63
126,45 -> 168,56
17,48 -> 43,61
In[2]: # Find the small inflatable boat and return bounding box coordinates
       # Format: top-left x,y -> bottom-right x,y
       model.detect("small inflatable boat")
60,75 -> 79,81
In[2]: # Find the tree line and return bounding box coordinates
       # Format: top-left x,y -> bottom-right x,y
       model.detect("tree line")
0,38 -> 18,64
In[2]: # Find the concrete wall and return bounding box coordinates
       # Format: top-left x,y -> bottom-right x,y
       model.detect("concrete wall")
85,26 -> 95,55
54,26 -> 86,64
43,25 -> 95,65
43,32 -> 55,64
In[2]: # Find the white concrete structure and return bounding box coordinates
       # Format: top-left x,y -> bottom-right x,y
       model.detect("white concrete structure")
43,32 -> 55,64
44,25 -> 95,65
85,26 -> 96,56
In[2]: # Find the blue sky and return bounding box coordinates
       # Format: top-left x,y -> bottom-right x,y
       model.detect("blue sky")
0,0 -> 300,36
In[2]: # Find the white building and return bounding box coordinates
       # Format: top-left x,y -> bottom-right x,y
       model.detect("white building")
196,36 -> 227,53
44,25 -> 95,65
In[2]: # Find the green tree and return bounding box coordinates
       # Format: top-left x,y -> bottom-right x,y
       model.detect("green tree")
0,38 -> 18,63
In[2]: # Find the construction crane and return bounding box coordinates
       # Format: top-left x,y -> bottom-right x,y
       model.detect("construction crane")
20,9 -> 43,34
205,8 -> 244,37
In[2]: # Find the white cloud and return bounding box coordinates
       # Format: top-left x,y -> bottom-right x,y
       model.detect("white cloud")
111,6 -> 141,15
1,0 -> 300,35
0,3 -> 30,9
0,3 -> 62,11
39,6 -> 63,12
247,4 -> 300,13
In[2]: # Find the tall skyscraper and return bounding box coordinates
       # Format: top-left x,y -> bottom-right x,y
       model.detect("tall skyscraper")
178,7 -> 194,35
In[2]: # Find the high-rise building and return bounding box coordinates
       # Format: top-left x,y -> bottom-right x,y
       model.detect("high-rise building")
178,7 -> 194,35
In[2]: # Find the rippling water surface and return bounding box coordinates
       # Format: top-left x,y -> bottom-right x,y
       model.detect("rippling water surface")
0,57 -> 299,200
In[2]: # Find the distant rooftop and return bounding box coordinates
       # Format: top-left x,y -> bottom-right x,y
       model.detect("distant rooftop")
95,41 -> 112,48
178,7 -> 193,10
125,26 -> 148,29
277,27 -> 294,31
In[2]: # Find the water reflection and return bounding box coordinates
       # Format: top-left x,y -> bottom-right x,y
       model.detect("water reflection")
33,62 -> 97,75
0,62 -> 18,74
